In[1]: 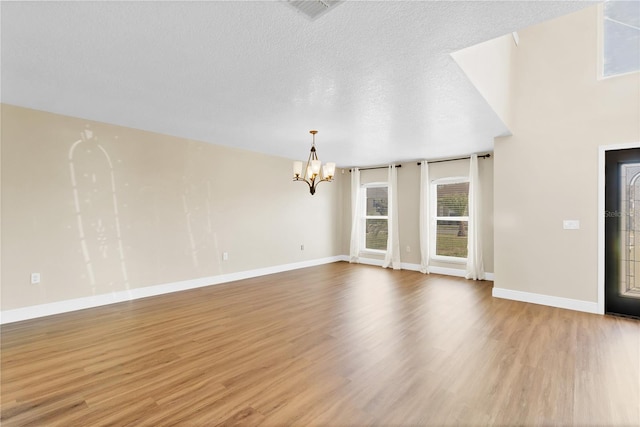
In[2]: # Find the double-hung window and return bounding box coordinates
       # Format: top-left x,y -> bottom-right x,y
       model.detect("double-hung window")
431,178 -> 469,261
362,184 -> 388,252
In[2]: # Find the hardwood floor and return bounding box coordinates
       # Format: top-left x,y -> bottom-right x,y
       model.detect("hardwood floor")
1,262 -> 638,426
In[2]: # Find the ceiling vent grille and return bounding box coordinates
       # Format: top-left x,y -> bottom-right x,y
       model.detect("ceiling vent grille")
285,0 -> 343,21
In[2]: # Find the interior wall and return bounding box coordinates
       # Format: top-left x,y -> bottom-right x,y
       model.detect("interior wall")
340,159 -> 494,273
494,5 -> 640,302
451,32 -> 516,130
1,104 -> 344,311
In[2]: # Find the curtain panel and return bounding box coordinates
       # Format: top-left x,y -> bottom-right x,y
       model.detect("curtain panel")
465,154 -> 485,280
383,165 -> 401,269
349,168 -> 362,263
419,161 -> 430,274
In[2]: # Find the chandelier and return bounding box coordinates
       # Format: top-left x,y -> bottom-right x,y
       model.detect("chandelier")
292,130 -> 335,195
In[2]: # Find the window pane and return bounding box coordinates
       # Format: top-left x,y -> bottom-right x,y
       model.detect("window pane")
603,0 -> 640,77
436,220 -> 468,258
605,0 -> 640,30
618,163 -> 640,298
366,187 -> 388,216
366,218 -> 387,250
437,182 -> 469,217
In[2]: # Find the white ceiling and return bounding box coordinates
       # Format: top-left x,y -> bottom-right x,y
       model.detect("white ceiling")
1,1 -> 595,167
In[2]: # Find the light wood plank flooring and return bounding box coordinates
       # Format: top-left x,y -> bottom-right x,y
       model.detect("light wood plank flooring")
2,262 -> 639,426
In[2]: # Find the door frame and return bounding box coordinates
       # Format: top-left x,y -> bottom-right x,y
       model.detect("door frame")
598,141 -> 640,315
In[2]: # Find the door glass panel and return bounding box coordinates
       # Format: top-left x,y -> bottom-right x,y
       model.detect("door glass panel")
619,163 -> 640,299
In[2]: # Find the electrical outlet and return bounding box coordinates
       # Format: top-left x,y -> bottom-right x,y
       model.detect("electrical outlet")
31,273 -> 40,284
222,252 -> 229,261
406,246 -> 411,253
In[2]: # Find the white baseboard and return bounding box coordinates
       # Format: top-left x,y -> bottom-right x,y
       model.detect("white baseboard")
429,265 -> 466,277
2,255 -> 500,324
0,256 -> 344,324
401,262 -> 422,272
492,287 -> 599,314
351,257 -> 494,280
429,266 -> 495,281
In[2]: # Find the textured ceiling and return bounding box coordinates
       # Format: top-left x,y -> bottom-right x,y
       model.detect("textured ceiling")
1,1 -> 595,167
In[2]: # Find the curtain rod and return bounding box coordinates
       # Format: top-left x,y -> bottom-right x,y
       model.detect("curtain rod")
349,164 -> 402,172
417,154 -> 491,165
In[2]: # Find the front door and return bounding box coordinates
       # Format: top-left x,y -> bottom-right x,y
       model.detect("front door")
605,148 -> 640,318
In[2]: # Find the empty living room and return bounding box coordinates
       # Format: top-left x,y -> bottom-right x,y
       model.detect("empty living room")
1,1 -> 638,426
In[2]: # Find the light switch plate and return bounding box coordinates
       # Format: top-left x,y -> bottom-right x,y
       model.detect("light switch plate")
563,220 -> 580,230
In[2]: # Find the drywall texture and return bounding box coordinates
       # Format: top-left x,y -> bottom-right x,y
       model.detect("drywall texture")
494,6 -> 640,302
341,159 -> 494,273
1,105 -> 344,310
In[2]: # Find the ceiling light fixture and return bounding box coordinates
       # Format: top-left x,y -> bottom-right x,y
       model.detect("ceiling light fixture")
293,130 -> 335,195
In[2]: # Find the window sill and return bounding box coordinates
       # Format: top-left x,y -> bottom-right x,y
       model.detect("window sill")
599,69 -> 640,81
360,249 -> 387,256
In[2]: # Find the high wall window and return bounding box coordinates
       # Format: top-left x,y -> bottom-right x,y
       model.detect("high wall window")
363,184 -> 388,252
432,178 -> 469,260
602,0 -> 640,78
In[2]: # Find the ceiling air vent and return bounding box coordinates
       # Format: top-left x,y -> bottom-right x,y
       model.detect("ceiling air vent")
285,0 -> 343,21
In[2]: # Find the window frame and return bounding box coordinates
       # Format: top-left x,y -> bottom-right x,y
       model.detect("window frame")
361,182 -> 389,254
430,176 -> 469,263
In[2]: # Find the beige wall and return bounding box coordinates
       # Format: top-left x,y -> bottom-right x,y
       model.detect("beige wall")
1,104 -> 344,310
494,6 -> 640,301
452,33 -> 516,130
340,159 -> 494,273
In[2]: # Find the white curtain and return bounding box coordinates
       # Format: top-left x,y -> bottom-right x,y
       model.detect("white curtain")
349,168 -> 362,263
383,165 -> 401,269
465,154 -> 485,280
419,161 -> 430,274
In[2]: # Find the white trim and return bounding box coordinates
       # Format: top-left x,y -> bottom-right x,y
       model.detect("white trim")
431,176 -> 469,185
600,69 -> 640,81
431,254 -> 466,264
511,31 -> 519,47
429,265 -> 466,278
401,262 -> 421,272
0,256 -> 344,324
430,177 -> 470,263
598,141 -> 640,316
429,266 -> 494,281
361,182 -> 389,253
492,287 -> 599,314
0,254 -> 499,324
356,257 -> 384,267
353,257 -> 494,280
360,249 -> 386,256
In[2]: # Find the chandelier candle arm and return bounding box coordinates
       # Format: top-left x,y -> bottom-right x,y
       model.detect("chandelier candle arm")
292,130 -> 335,195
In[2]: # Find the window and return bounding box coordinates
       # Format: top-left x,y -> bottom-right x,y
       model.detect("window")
363,184 -> 388,252
432,178 -> 469,260
602,0 -> 640,78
